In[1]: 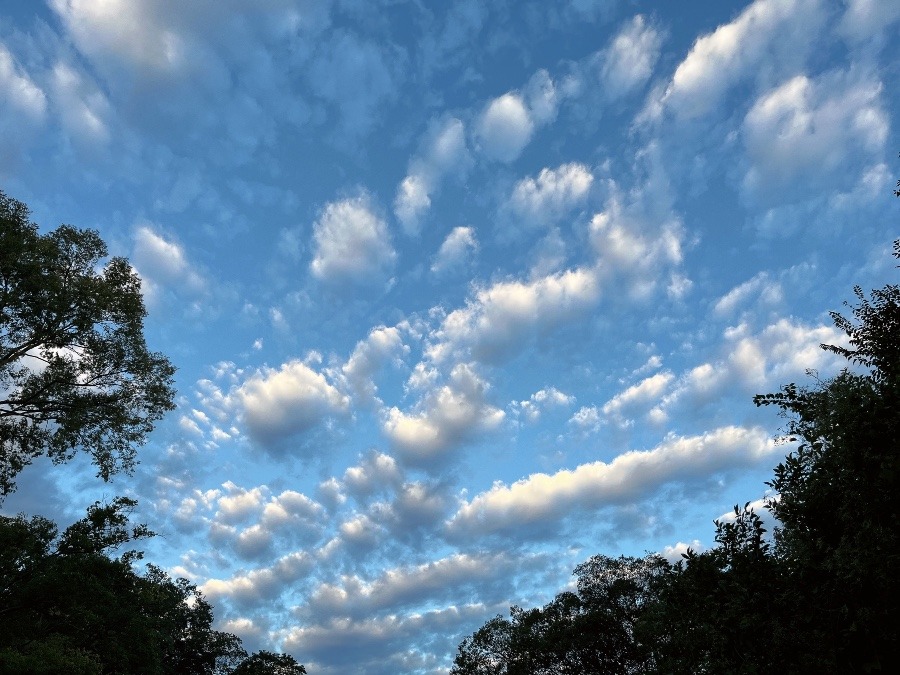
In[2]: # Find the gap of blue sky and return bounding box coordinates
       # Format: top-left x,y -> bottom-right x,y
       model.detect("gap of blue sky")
1,1 -> 898,673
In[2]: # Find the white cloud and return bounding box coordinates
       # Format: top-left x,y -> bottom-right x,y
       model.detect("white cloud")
661,539 -> 705,563
741,72 -> 888,205
506,163 -> 594,227
476,92 -> 534,163
838,0 -> 900,42
447,426 -> 776,537
600,15 -> 662,98
713,272 -> 784,316
50,61 -> 111,143
343,452 -> 403,498
569,405 -> 602,433
0,44 -> 47,121
235,359 -> 350,445
310,195 -> 396,286
383,363 -> 505,464
524,69 -> 559,125
132,225 -> 207,307
51,0 -> 188,73
514,387 -> 575,423
602,371 -> 675,419
201,550 -> 314,606
394,118 -> 471,233
306,552 -> 515,620
428,267 -> 601,364
431,226 -> 478,275
589,195 -> 684,299
341,326 -> 408,405
659,0 -> 822,120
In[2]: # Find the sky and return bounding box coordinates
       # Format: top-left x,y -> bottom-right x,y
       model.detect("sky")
1,0 -> 898,672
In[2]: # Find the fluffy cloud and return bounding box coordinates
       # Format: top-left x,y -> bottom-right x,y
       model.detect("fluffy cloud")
599,15 -> 662,98
589,197 -> 684,299
306,552 -> 516,620
0,43 -> 47,121
659,0 -> 822,120
235,360 -> 350,446
428,267 -> 601,364
741,72 -> 888,206
431,226 -> 478,275
342,452 -> 403,498
838,0 -> 900,41
394,118 -> 471,234
383,363 -> 505,464
514,387 -> 575,423
341,326 -> 408,406
201,550 -> 314,606
506,163 -> 594,227
714,272 -> 784,316
131,225 -> 208,311
602,371 -> 675,420
447,426 -> 776,538
476,92 -> 534,163
310,195 -> 396,286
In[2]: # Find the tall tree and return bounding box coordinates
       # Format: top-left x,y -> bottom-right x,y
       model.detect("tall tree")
752,237 -> 900,670
0,189 -> 175,499
0,498 -> 247,674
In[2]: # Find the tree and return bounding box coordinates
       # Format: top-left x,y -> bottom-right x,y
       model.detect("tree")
452,555 -> 667,674
752,237 -> 900,670
0,189 -> 175,499
232,650 -> 307,675
0,498 -> 247,674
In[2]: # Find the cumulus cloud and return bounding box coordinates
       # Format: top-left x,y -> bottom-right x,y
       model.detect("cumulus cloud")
514,387 -> 575,423
235,360 -> 350,446
431,226 -> 478,275
428,267 -> 601,364
476,92 -> 534,163
658,0 -> 822,120
310,195 -> 396,286
589,192 -> 685,300
653,318 -> 848,424
505,163 -> 594,228
306,552 -> 516,620
599,15 -> 662,98
342,452 -> 403,498
340,326 -> 408,405
447,426 -> 776,538
383,363 -> 505,464
741,72 -> 888,207
602,371 -> 675,421
201,550 -> 314,606
394,117 -> 471,233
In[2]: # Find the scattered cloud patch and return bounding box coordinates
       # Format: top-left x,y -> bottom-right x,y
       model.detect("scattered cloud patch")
447,426 -> 776,538
431,226 -> 478,276
310,194 -> 397,287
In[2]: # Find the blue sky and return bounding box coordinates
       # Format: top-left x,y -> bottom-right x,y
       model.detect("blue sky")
1,0 -> 898,672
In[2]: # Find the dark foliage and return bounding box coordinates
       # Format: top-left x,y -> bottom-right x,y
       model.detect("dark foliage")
1,190 -> 176,499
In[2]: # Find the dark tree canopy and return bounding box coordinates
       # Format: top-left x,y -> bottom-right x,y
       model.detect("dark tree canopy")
231,650 -> 307,675
0,189 -> 176,499
0,498 -> 246,674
